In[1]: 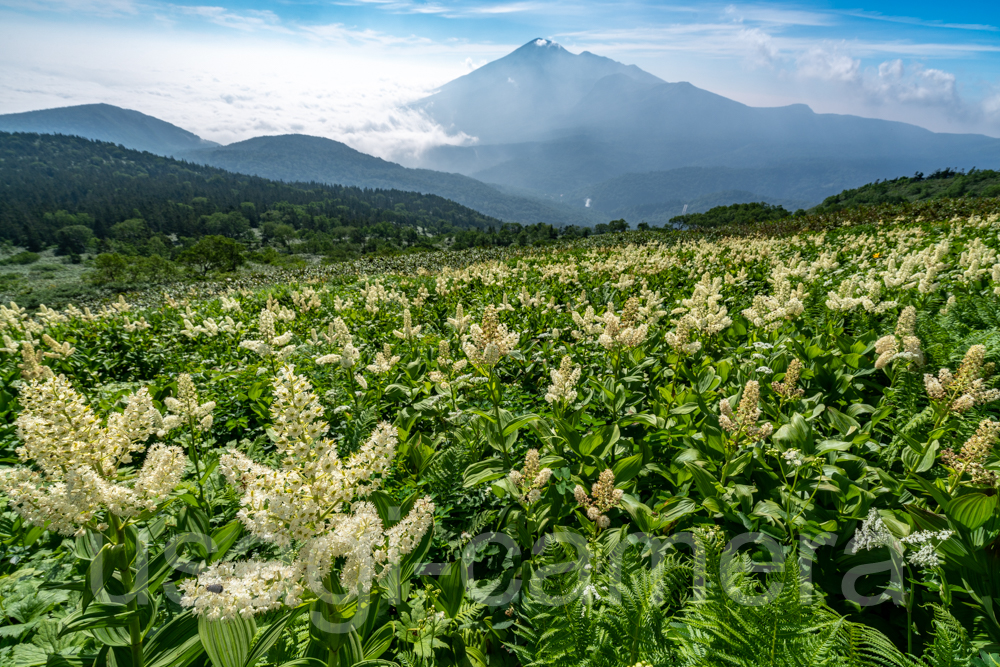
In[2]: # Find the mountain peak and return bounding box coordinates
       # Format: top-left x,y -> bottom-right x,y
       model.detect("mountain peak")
511,38 -> 566,57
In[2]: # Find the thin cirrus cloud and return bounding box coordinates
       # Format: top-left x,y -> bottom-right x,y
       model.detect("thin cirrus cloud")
0,0 -> 999,148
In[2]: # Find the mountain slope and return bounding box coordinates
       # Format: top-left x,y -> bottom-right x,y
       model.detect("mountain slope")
0,103 -> 217,156
812,168 -> 1000,212
183,134 -> 601,226
0,132 -> 502,249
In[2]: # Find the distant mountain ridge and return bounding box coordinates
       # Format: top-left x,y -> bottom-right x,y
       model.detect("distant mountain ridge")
0,103 -> 600,226
411,38 -> 1000,215
179,134 -> 603,226
0,103 -> 217,156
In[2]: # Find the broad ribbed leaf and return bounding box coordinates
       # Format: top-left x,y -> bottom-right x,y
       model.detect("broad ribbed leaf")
58,603 -> 136,637
362,623 -> 395,660
144,610 -> 203,667
199,615 -> 257,667
949,493 -> 998,531
242,606 -> 305,667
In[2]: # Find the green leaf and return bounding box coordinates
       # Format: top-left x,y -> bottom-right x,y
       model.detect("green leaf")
721,451 -> 751,480
243,606 -> 305,667
144,610 -> 204,667
825,407 -> 860,436
209,521 -> 244,564
902,440 -> 939,474
611,454 -> 644,484
82,543 -> 120,612
659,497 -> 698,524
501,412 -> 541,438
620,413 -> 659,427
948,493 -> 998,531
200,615 -> 257,667
361,622 -> 395,660
695,369 -> 718,394
59,603 -> 136,637
432,562 -> 465,620
687,464 -> 721,500
462,459 -> 506,488
772,413 -> 811,451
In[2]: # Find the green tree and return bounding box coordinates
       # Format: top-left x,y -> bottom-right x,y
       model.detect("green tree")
261,221 -> 297,248
90,253 -> 129,283
201,211 -> 251,241
55,225 -> 94,255
110,218 -> 151,246
608,218 -> 629,233
178,235 -> 246,274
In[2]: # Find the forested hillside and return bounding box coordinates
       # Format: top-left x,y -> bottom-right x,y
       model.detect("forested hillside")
0,132 -> 501,253
814,167 -> 1000,212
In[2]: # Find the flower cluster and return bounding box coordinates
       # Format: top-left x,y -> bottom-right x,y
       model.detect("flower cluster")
393,309 -> 423,341
18,342 -> 54,381
900,529 -> 954,569
741,277 -> 807,332
781,448 -> 806,469
177,560 -> 303,621
447,303 -> 473,335
186,366 -> 434,619
160,373 -> 216,434
718,381 -> 774,444
677,273 -> 732,336
596,299 -> 648,351
462,305 -> 519,368
315,318 -> 360,370
851,509 -> 897,553
40,334 -> 74,360
873,306 -> 924,370
664,315 -> 701,355
508,449 -> 552,505
366,343 -> 401,375
941,419 -> 1000,485
0,374 -> 186,535
429,340 -> 469,389
239,309 -> 295,361
924,344 -> 1000,412
291,287 -> 321,313
574,469 -> 623,530
771,358 -> 805,400
544,355 -> 581,407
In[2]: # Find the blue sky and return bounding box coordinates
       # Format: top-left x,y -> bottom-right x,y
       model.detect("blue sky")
1,0 -> 999,158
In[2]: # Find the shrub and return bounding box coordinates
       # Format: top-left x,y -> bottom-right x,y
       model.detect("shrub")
2,251 -> 40,265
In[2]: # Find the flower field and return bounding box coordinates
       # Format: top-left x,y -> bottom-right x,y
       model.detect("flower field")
4,207 -> 1000,666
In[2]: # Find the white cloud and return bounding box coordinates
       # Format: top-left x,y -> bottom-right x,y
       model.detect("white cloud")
737,27 -> 778,68
723,4 -> 833,27
463,56 -> 487,71
795,46 -> 860,82
0,18 -> 487,160
985,93 -> 1000,118
869,60 -> 958,106
796,50 -> 962,111
0,0 -> 137,15
172,5 -> 289,32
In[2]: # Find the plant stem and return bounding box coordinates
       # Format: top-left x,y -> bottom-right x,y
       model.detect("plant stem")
906,567 -> 916,657
188,421 -> 207,508
112,515 -> 144,667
